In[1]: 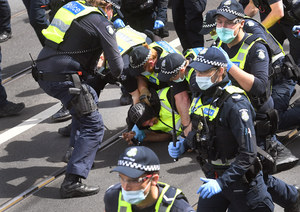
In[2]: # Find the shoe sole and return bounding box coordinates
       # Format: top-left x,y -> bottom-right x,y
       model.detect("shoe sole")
0,34 -> 12,43
60,189 -> 99,198
51,114 -> 72,122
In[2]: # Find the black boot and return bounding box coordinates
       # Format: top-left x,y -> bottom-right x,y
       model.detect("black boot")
60,174 -> 100,198
275,142 -> 299,172
284,185 -> 300,212
51,106 -> 71,122
58,123 -> 72,137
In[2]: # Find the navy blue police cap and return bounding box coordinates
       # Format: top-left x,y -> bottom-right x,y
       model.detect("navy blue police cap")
111,146 -> 160,178
129,46 -> 152,76
200,9 -> 217,35
215,0 -> 245,21
157,53 -> 186,82
188,47 -> 227,72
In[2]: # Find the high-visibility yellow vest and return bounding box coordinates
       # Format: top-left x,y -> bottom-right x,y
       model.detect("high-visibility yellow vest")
117,182 -> 183,212
42,1 -> 105,44
116,26 -> 147,55
190,85 -> 248,122
150,87 -> 182,135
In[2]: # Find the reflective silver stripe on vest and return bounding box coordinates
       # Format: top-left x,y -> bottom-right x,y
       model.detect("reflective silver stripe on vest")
119,207 -> 127,212
236,42 -> 250,61
51,18 -> 70,33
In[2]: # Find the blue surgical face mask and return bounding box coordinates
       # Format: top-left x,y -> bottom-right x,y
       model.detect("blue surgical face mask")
141,71 -> 152,76
173,75 -> 185,83
196,70 -> 218,90
216,27 -> 237,44
121,179 -> 152,205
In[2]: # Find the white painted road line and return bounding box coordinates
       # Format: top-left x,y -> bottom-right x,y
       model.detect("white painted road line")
0,103 -> 61,146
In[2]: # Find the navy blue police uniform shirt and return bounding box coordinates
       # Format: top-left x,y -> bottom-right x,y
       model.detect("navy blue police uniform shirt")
213,90 -> 257,189
221,33 -> 270,98
104,183 -> 195,212
37,12 -> 123,77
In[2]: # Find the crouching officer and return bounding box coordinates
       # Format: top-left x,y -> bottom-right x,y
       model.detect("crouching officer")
122,86 -> 183,145
168,47 -> 300,211
104,146 -> 195,211
33,0 -> 124,198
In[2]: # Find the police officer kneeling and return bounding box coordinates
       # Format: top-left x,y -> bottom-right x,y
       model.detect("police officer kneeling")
104,146 -> 194,211
168,47 -> 300,211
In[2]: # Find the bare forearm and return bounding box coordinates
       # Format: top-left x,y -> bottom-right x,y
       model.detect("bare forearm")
174,91 -> 191,136
262,1 -> 284,29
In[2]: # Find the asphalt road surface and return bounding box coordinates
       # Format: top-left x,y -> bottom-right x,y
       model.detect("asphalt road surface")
0,1 -> 299,212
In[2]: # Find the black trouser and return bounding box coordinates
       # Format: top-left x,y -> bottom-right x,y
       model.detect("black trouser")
172,0 -> 206,51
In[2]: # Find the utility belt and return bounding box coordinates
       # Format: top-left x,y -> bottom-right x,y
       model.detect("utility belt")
197,155 -> 262,184
270,53 -> 300,83
254,109 -> 279,137
33,68 -> 97,117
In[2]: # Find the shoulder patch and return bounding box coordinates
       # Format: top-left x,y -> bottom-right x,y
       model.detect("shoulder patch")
246,20 -> 255,27
106,25 -> 115,35
256,49 -> 266,60
239,109 -> 249,122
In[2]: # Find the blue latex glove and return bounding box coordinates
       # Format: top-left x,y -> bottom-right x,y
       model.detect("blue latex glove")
113,18 -> 125,29
197,178 -> 222,199
131,124 -> 145,142
292,25 -> 300,39
168,136 -> 186,158
153,20 -> 164,29
218,47 -> 234,72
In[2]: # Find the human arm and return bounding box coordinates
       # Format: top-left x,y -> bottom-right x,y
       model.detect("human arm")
174,91 -> 192,137
261,0 -> 284,29
155,0 -> 168,23
244,0 -> 259,17
216,95 -> 257,189
96,16 -> 124,78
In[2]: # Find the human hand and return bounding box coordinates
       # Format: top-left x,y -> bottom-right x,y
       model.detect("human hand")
292,25 -> 300,39
168,136 -> 186,158
113,18 -> 125,29
131,124 -> 145,142
197,178 -> 222,199
218,47 -> 233,72
153,20 -> 164,29
122,131 -> 135,145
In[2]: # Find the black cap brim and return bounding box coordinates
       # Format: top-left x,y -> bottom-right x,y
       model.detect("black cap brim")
188,61 -> 214,72
157,72 -> 175,82
215,11 -> 238,21
111,166 -> 145,178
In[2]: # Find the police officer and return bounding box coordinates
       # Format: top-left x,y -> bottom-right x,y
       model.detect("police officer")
214,0 -> 300,171
104,146 -> 195,211
171,0 -> 207,52
123,87 -> 183,145
168,47 -> 300,212
118,0 -> 169,38
243,0 -> 300,66
201,7 -> 300,132
35,0 -> 123,198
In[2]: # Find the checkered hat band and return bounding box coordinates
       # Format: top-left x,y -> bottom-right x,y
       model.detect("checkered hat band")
195,57 -> 226,67
105,0 -> 121,9
203,23 -> 217,28
217,8 -> 244,18
161,61 -> 186,75
130,50 -> 152,69
118,160 -> 160,171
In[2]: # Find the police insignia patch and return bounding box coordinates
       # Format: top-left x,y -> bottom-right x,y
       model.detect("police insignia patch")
246,20 -> 255,27
126,147 -> 137,157
257,49 -> 266,60
224,0 -> 231,6
106,25 -> 115,35
240,109 -> 249,122
199,48 -> 208,55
